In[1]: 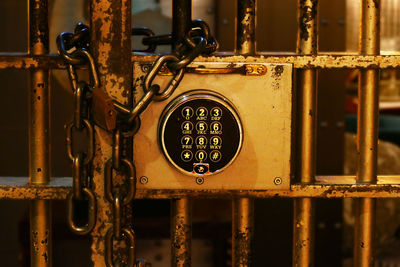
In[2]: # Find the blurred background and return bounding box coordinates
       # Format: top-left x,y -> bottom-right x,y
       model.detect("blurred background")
1,0 -> 400,266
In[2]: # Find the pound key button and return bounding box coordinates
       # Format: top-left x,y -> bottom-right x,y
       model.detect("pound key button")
193,163 -> 209,175
210,150 -> 222,162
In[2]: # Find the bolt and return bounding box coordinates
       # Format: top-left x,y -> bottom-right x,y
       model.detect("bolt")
257,66 -> 265,74
196,177 -> 204,185
245,66 -> 253,73
139,176 -> 148,185
274,177 -> 282,185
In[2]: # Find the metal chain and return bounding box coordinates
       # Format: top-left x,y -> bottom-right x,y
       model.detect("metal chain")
104,127 -> 138,267
58,19 -> 217,267
57,22 -> 97,235
116,19 -> 218,124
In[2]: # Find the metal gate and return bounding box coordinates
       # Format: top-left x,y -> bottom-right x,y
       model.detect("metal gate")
0,0 -> 396,266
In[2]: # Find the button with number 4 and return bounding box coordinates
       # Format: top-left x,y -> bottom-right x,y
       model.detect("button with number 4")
181,121 -> 193,132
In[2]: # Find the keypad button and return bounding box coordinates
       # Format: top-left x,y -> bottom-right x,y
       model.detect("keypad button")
193,163 -> 209,175
181,106 -> 194,119
196,136 -> 207,146
211,107 -> 222,118
181,150 -> 193,162
181,136 -> 193,149
181,121 -> 193,134
196,121 -> 208,133
210,136 -> 222,149
210,122 -> 222,134
210,150 -> 222,162
195,150 -> 207,162
196,107 -> 208,119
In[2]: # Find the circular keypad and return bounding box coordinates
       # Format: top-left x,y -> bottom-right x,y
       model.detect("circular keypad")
158,90 -> 243,176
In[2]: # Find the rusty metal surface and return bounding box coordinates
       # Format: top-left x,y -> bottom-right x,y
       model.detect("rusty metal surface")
4,176 -> 400,199
233,2 -> 256,266
28,0 -> 52,266
3,53 -> 400,69
293,0 -> 318,266
354,0 -> 380,266
236,0 -> 256,55
171,198 -> 192,266
90,0 -> 132,266
232,198 -> 254,267
172,0 -> 192,53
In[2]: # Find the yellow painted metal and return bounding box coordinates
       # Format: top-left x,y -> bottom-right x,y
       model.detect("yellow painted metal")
28,0 -> 52,266
134,61 -> 293,190
354,0 -> 380,266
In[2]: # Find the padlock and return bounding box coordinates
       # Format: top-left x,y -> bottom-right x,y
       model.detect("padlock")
91,87 -> 117,131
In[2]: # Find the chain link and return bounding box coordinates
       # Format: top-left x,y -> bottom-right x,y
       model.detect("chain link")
57,23 -> 97,236
104,128 -> 137,266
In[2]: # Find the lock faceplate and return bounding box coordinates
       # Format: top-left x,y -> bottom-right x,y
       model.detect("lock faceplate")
134,60 -> 293,190
158,90 -> 243,176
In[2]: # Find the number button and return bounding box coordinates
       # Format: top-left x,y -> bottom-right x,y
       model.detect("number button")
210,150 -> 222,162
195,150 -> 207,162
196,122 -> 208,134
210,122 -> 222,134
181,121 -> 193,134
181,106 -> 194,119
181,136 -> 193,149
210,136 -> 222,149
196,107 -> 208,120
181,150 -> 193,162
211,107 -> 222,118
195,136 -> 207,149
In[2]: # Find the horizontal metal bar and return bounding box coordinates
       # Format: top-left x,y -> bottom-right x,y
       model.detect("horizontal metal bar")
0,177 -> 70,199
0,53 -> 65,69
136,53 -> 400,69
3,176 -> 400,199
2,53 -> 400,69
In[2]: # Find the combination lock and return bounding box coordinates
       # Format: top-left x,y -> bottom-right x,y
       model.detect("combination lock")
158,90 -> 243,176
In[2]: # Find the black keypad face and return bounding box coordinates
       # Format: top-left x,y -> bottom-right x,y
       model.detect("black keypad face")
159,95 -> 242,176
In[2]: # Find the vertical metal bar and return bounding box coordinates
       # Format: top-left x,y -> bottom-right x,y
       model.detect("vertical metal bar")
293,0 -> 318,266
28,0 -> 52,266
233,1 -> 256,266
236,0 -> 256,55
172,0 -> 192,52
171,2 -> 193,266
89,0 -> 132,266
232,198 -> 254,267
354,0 -> 380,266
171,198 -> 192,266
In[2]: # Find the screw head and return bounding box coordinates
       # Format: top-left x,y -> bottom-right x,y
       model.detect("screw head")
274,177 -> 282,185
139,176 -> 148,185
257,66 -> 265,74
196,177 -> 204,185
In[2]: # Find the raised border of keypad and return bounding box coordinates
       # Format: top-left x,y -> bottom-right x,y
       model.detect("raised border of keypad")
158,89 -> 244,177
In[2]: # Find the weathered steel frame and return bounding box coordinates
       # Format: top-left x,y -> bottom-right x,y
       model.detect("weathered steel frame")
0,0 -> 389,266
